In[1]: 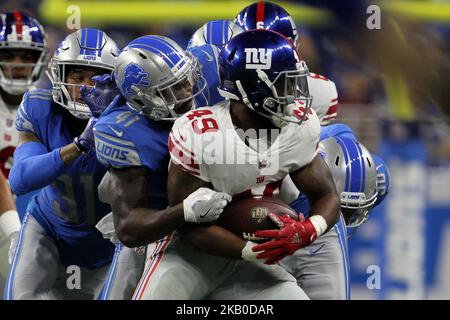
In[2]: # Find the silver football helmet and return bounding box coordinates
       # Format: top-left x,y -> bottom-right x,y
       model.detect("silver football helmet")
320,136 -> 378,228
114,35 -> 206,121
48,28 -> 119,119
187,19 -> 244,49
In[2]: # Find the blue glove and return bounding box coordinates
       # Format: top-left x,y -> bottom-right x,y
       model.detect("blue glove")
73,117 -> 97,153
80,74 -> 120,118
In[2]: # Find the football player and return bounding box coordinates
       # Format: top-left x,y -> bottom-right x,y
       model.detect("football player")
233,1 -> 353,299
91,35 -> 226,299
5,28 -> 119,300
0,11 -> 49,294
133,30 -> 340,300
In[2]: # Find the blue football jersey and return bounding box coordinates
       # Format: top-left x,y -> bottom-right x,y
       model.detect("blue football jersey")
15,89 -> 114,268
188,44 -> 223,107
93,97 -> 171,210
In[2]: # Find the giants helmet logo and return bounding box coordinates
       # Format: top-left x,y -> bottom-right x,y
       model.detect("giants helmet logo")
244,48 -> 273,70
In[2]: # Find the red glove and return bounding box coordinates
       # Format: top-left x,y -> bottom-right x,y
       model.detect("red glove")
252,213 -> 318,265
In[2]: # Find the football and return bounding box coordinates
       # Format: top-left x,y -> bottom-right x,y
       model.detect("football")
215,196 -> 299,241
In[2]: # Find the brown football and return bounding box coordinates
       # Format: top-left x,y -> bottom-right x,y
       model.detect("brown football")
215,196 -> 299,241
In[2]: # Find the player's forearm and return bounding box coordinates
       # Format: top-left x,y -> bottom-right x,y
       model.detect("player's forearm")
114,202 -> 186,247
9,142 -> 67,195
179,224 -> 246,259
308,191 -> 340,233
291,155 -> 341,233
60,143 -> 83,164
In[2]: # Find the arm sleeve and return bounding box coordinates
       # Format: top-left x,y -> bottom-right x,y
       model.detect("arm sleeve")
9,142 -> 66,195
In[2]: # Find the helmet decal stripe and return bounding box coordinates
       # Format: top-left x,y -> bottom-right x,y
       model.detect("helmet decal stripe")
256,1 -> 265,28
211,21 -> 223,46
223,20 -> 229,44
336,137 -> 351,192
80,28 -> 87,55
84,28 -> 100,56
342,137 -> 363,193
355,141 -> 366,193
130,36 -> 185,69
97,30 -> 103,57
207,22 -> 214,45
13,11 -> 23,40
129,43 -> 174,68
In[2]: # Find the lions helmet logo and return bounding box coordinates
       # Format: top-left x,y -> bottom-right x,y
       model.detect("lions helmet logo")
121,63 -> 150,96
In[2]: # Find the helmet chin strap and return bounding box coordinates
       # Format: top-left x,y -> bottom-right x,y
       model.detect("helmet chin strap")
235,80 -> 255,111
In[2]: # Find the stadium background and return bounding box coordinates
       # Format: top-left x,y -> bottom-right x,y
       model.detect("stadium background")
2,0 -> 449,299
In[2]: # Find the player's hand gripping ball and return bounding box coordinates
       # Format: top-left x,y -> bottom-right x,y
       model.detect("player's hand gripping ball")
215,196 -> 299,241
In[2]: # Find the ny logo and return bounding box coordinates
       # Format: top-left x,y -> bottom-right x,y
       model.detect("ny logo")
245,48 -> 273,70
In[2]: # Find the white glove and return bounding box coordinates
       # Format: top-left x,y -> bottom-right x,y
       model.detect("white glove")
183,187 -> 232,223
8,231 -> 19,265
96,212 -> 118,244
241,241 -> 267,264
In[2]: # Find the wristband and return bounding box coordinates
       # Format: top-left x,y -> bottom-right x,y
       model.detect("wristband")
308,215 -> 328,238
0,210 -> 21,238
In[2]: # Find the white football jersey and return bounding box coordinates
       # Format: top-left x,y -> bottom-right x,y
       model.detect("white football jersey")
308,73 -> 338,125
169,100 -> 320,198
0,97 -> 19,178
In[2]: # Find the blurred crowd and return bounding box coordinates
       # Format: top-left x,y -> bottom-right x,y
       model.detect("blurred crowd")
2,0 -> 449,165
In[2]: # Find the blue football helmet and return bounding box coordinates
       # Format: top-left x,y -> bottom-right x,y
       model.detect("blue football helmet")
0,11 -> 49,94
48,28 -> 119,119
114,35 -> 206,121
320,136 -> 378,228
218,29 -> 311,128
235,1 -> 299,46
372,154 -> 390,207
187,20 -> 244,50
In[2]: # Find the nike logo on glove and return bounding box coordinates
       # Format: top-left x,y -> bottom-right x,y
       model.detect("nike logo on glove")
109,126 -> 123,137
200,207 -> 212,218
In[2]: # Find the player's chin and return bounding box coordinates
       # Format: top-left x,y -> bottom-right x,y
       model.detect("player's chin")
174,99 -> 193,115
11,74 -> 28,80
